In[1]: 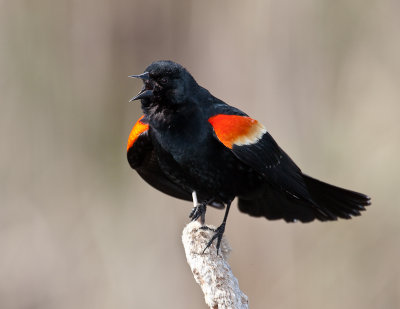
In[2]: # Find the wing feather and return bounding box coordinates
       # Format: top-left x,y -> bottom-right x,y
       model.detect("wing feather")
208,114 -> 311,201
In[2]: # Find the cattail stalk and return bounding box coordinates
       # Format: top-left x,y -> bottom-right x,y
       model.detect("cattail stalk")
182,221 -> 249,309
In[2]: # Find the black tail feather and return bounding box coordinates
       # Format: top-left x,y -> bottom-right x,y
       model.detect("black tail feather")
302,174 -> 370,219
238,174 -> 370,223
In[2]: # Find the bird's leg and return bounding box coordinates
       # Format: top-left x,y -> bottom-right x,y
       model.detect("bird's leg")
189,192 -> 213,225
189,191 -> 203,222
192,191 -> 198,207
202,199 -> 233,255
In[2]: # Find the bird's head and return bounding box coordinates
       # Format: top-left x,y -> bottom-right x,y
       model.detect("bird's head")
129,61 -> 198,110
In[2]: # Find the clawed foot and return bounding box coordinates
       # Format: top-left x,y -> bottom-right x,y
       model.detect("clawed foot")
202,223 -> 225,255
189,203 -> 207,223
199,226 -> 215,232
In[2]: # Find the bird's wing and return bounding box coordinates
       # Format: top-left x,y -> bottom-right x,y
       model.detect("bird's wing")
208,113 -> 311,201
127,115 -> 193,202
127,115 -> 151,168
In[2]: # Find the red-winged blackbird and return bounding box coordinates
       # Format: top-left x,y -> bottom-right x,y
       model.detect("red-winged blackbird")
127,60 -> 370,252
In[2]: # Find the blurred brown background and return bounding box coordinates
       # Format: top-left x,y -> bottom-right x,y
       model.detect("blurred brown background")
1,0 -> 399,308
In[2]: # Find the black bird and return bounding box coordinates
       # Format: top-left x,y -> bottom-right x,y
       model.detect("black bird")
127,60 -> 370,252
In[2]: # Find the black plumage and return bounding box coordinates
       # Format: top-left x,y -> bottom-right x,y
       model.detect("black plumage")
127,60 -> 370,252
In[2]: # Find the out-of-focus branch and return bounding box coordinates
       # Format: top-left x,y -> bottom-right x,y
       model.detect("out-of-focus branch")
182,221 -> 249,309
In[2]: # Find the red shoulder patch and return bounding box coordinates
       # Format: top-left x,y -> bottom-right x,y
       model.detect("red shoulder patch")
127,115 -> 149,151
208,114 -> 266,149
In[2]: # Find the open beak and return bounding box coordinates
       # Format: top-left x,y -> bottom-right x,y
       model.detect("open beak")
128,72 -> 150,80
128,72 -> 153,101
129,88 -> 153,102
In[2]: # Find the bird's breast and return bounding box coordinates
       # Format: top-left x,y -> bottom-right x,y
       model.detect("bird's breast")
154,126 -> 209,163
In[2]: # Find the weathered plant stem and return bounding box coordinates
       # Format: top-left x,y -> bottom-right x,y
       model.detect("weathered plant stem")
182,221 -> 249,309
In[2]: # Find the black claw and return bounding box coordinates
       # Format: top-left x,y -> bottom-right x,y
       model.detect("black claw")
188,207 -> 196,219
199,226 -> 215,232
189,203 -> 207,222
202,223 -> 225,255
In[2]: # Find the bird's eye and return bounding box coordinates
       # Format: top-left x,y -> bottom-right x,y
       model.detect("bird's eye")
159,77 -> 168,85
